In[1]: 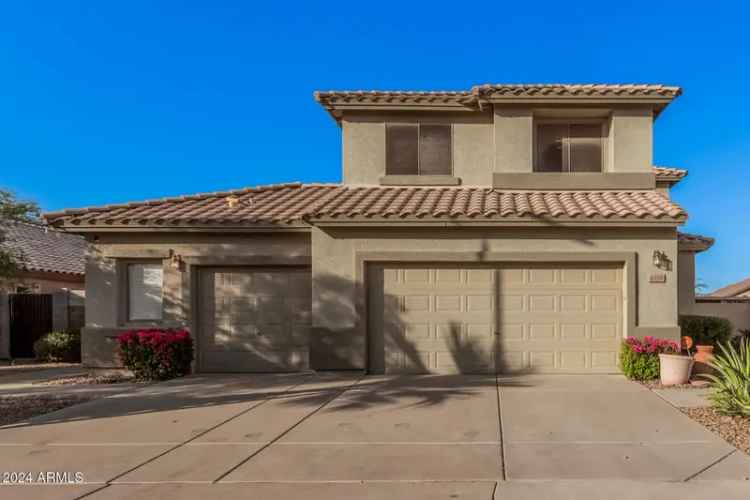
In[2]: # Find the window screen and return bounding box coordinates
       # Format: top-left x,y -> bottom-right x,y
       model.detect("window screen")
536,123 -> 603,173
419,124 -> 452,175
569,124 -> 602,172
537,124 -> 566,172
128,263 -> 163,321
386,123 -> 452,176
386,124 -> 419,175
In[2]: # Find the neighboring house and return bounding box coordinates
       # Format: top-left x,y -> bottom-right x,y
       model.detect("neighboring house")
0,220 -> 86,293
689,276 -> 750,334
46,83 -> 716,374
707,277 -> 750,299
0,221 -> 87,359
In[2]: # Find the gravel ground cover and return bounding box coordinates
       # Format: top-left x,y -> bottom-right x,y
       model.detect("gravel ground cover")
35,374 -> 136,386
682,407 -> 750,456
0,394 -> 94,427
639,379 -> 711,390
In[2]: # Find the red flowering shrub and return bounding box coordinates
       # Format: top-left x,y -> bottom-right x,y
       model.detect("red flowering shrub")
116,329 -> 193,381
620,336 -> 680,380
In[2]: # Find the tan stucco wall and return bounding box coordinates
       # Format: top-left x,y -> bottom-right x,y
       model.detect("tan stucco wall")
678,252 -> 696,313
82,227 -> 681,371
608,108 -> 653,173
691,301 -> 750,334
341,105 -> 654,185
677,251 -> 750,334
82,232 -> 311,368
311,226 -> 679,370
494,107 -> 533,173
342,111 -> 494,186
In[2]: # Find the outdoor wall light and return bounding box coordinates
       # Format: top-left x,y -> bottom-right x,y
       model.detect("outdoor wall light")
168,249 -> 185,272
652,250 -> 669,269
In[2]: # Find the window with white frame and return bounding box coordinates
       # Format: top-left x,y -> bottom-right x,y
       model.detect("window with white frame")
535,123 -> 604,173
127,263 -> 163,321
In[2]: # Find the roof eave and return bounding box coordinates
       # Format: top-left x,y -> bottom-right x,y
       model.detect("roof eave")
50,223 -> 312,233
309,217 -> 685,228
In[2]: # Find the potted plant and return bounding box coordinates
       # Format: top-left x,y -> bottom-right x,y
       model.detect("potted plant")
679,315 -> 733,374
658,336 -> 693,386
620,336 -> 684,384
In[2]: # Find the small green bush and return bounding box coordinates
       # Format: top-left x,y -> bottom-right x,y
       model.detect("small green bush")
620,343 -> 659,380
704,339 -> 750,416
33,331 -> 81,362
619,336 -> 679,381
679,315 -> 733,346
116,329 -> 193,381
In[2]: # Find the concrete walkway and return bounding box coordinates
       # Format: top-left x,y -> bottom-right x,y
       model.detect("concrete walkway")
0,373 -> 748,499
653,387 -> 713,408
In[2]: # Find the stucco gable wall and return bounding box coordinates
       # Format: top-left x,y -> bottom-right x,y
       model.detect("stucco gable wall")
311,226 -> 679,370
342,111 -> 495,186
82,232 -> 311,367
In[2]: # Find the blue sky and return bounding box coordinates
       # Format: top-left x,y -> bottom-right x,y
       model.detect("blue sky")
0,1 -> 747,291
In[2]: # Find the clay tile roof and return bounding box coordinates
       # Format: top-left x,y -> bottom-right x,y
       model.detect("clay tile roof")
473,83 -> 682,99
315,90 -> 474,103
653,166 -> 688,183
44,183 -> 687,228
0,220 -> 86,275
315,83 -> 682,120
677,231 -> 714,253
707,277 -> 750,298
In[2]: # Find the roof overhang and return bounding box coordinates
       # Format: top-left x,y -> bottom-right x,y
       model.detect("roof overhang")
44,183 -> 688,231
307,217 -> 683,228
52,224 -> 311,234
677,232 -> 714,253
315,84 -> 683,122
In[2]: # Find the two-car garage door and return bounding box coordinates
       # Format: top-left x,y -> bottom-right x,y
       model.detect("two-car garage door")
368,264 -> 623,374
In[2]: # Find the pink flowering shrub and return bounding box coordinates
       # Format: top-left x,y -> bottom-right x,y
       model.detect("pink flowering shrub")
620,336 -> 680,380
116,329 -> 193,380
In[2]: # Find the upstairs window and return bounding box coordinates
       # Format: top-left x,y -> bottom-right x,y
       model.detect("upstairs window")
386,123 -> 452,176
536,123 -> 603,173
127,263 -> 163,321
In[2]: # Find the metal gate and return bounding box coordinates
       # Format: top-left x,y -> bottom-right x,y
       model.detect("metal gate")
9,294 -> 53,358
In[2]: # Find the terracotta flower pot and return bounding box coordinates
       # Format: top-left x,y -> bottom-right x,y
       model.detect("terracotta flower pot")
659,353 -> 694,386
692,345 -> 715,375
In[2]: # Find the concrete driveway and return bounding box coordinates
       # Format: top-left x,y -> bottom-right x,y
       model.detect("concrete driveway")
1,373 -> 750,499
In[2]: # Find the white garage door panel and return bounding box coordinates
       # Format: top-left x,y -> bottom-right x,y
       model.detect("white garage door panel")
199,268 -> 311,372
370,264 -> 623,374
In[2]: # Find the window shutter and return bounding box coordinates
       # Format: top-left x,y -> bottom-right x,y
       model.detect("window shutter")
386,124 -> 419,175
128,263 -> 164,321
419,124 -> 452,175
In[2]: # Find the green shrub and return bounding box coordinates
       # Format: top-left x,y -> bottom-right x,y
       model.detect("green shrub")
33,331 -> 81,362
679,315 -> 733,346
620,342 -> 659,380
116,329 -> 193,381
619,337 -> 679,380
704,339 -> 750,416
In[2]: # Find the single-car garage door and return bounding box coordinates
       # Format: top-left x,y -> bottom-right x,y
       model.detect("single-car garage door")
198,267 -> 311,372
368,263 -> 623,374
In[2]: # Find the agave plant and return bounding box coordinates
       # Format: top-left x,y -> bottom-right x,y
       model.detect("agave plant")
703,338 -> 750,416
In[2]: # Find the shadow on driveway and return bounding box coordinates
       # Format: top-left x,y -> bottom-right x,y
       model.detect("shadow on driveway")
0,373 -> 533,431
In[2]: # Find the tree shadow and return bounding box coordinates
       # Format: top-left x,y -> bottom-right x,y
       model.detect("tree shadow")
2,260 -> 545,430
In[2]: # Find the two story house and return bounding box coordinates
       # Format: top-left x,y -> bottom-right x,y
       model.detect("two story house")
45,83 -> 707,375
